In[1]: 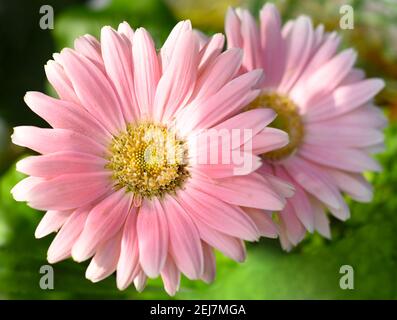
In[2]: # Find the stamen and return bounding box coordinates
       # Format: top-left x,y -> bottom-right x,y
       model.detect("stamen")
248,92 -> 304,161
107,122 -> 189,199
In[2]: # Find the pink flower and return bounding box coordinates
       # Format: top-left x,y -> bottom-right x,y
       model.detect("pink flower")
225,5 -> 386,250
11,21 -> 291,294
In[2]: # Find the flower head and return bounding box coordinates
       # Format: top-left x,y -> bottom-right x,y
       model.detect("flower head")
11,21 -> 291,294
225,4 -> 386,250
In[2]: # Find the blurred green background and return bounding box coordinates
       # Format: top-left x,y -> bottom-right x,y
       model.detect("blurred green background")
0,0 -> 396,299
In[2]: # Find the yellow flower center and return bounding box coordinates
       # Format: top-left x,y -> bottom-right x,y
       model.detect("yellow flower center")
248,92 -> 304,161
107,122 -> 189,199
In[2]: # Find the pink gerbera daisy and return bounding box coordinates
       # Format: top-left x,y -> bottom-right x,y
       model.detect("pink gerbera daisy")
11,21 -> 291,294
225,4 -> 386,250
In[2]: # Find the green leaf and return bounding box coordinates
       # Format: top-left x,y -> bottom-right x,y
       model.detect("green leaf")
52,0 -> 177,50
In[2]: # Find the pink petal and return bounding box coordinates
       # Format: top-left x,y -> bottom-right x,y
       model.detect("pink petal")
163,195 -> 204,280
132,28 -> 160,117
192,170 -> 286,211
74,34 -> 104,71
85,232 -> 122,283
327,169 -> 373,203
294,48 -> 357,106
192,151 -> 262,178
366,143 -> 386,154
309,105 -> 387,129
292,32 -> 340,87
154,30 -> 198,122
279,16 -> 314,93
178,184 -> 260,241
211,108 -> 277,147
251,127 -> 289,155
177,69 -> 262,133
23,172 -> 111,211
101,26 -> 138,122
304,123 -> 384,148
310,197 -> 331,239
298,144 -> 382,172
257,165 -> 295,198
187,125 -> 264,176
11,176 -> 43,202
288,184 -> 315,233
304,79 -> 385,121
16,152 -> 107,178
281,19 -> 294,39
197,33 -> 225,72
259,3 -> 286,87
193,29 -> 209,50
201,242 -> 216,283
242,207 -> 278,238
192,217 -> 246,262
276,166 -> 314,232
72,189 -> 132,262
240,9 -> 263,70
312,24 -> 325,49
191,48 -> 242,102
35,210 -> 72,239
278,226 -> 293,251
133,269 -> 147,292
12,127 -> 106,157
161,256 -> 181,296
225,7 -> 243,49
24,91 -> 111,143
137,198 -> 169,278
47,207 -> 90,263
286,159 -> 351,221
279,203 -> 306,246
59,49 -> 125,134
340,68 -> 365,86
117,21 -> 134,41
160,20 -> 192,71
283,157 -> 342,210
186,108 -> 275,165
328,193 -> 350,221
117,208 -> 140,290
44,60 -> 79,104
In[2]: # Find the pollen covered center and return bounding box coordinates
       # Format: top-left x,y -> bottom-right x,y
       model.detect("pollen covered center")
248,92 -> 304,161
107,122 -> 189,199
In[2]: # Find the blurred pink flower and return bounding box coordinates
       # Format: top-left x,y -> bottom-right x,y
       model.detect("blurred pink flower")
11,21 -> 291,294
225,4 -> 386,250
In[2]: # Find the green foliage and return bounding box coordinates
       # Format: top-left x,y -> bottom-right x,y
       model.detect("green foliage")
53,0 -> 177,49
